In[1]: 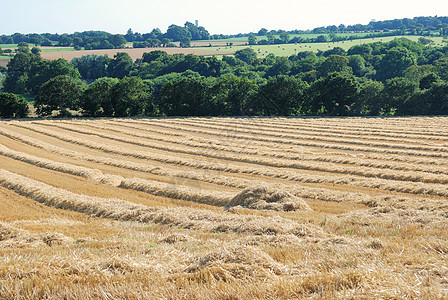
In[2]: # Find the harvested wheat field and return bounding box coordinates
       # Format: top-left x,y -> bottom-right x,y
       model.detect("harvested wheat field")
1,116 -> 448,299
40,47 -> 234,62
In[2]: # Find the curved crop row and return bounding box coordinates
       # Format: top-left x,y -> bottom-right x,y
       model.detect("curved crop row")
107,119 -> 448,167
36,121 -> 448,185
171,118 -> 448,145
155,119 -> 448,154
66,120 -> 448,176
5,123 -> 448,198
0,169 -> 316,236
132,119 -> 448,159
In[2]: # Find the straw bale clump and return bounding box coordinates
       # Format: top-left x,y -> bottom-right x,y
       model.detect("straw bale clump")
160,233 -> 197,244
228,187 -> 312,211
185,245 -> 287,281
0,169 -> 318,237
0,222 -> 73,248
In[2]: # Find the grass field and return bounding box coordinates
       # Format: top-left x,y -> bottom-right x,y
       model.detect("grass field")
1,116 -> 448,299
201,32 -> 376,43
0,35 -> 445,62
0,44 -> 18,49
197,35 -> 446,57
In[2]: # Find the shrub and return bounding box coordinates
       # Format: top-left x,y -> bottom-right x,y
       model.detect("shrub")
0,92 -> 29,118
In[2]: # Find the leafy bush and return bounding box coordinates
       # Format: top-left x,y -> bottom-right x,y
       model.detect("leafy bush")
0,92 -> 29,118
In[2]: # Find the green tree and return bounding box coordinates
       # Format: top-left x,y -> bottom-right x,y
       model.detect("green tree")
265,56 -> 292,77
403,65 -> 435,82
279,31 -> 290,44
234,48 -> 258,65
347,44 -> 373,57
258,28 -> 268,36
267,34 -> 276,44
419,72 -> 440,90
71,54 -> 111,80
16,42 -> 30,53
108,34 -> 127,48
377,47 -> 417,81
0,92 -> 29,118
41,38 -> 53,46
307,72 -> 359,115
248,34 -> 257,45
148,39 -> 161,47
383,77 -> 419,115
165,25 -> 190,42
348,55 -> 367,77
411,81 -> 448,115
31,47 -> 41,56
290,51 -> 320,74
80,77 -> 119,116
58,35 -> 72,47
142,50 -> 171,63
213,76 -> 258,115
161,38 -> 172,47
434,57 -> 448,81
111,77 -> 152,117
28,58 -> 81,95
73,37 -> 84,48
4,52 -> 43,94
418,37 -> 434,45
180,37 -> 191,48
159,76 -> 216,116
109,52 -> 133,79
125,28 -> 135,42
254,75 -> 308,115
356,80 -> 384,115
35,75 -> 82,117
319,55 -> 351,76
29,34 -> 43,46
322,47 -> 347,57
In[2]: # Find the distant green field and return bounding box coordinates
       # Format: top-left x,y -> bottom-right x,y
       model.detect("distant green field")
202,32 -> 381,43
198,35 -> 445,57
40,47 -> 75,52
0,55 -> 11,59
0,44 -> 18,48
0,35 -> 445,59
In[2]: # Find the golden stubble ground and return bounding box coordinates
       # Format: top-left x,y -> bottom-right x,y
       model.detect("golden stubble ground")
1,116 -> 448,299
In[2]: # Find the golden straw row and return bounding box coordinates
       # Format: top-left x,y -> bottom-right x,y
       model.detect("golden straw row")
165,117 -> 448,144
152,119 -> 448,153
0,169 -> 317,236
105,118 -> 448,167
4,123 -> 448,198
1,126 -> 444,213
36,121 -> 448,185
62,119 -> 448,176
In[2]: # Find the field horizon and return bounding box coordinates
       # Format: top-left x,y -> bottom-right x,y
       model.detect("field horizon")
1,34 -> 445,67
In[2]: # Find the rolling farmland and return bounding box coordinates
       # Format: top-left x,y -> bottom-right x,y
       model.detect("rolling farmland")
1,116 -> 448,298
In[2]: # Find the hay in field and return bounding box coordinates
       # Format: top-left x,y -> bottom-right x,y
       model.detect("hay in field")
184,245 -> 287,281
0,222 -> 73,248
228,187 -> 311,211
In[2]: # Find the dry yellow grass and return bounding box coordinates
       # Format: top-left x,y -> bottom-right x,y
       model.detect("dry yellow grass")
1,116 -> 448,299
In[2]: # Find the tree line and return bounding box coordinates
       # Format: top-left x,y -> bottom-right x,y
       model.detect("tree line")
2,16 -> 447,50
302,16 -> 448,35
0,22 -> 211,50
1,37 -> 448,118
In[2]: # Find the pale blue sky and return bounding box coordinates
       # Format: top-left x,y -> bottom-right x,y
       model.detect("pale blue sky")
1,0 -> 447,35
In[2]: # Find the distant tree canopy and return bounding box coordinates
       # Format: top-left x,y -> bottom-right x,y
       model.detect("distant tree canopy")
2,35 -> 448,119
4,53 -> 80,95
35,75 -> 83,117
0,93 -> 29,118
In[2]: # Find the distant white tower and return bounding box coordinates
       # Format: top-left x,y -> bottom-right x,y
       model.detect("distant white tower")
195,20 -> 199,27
